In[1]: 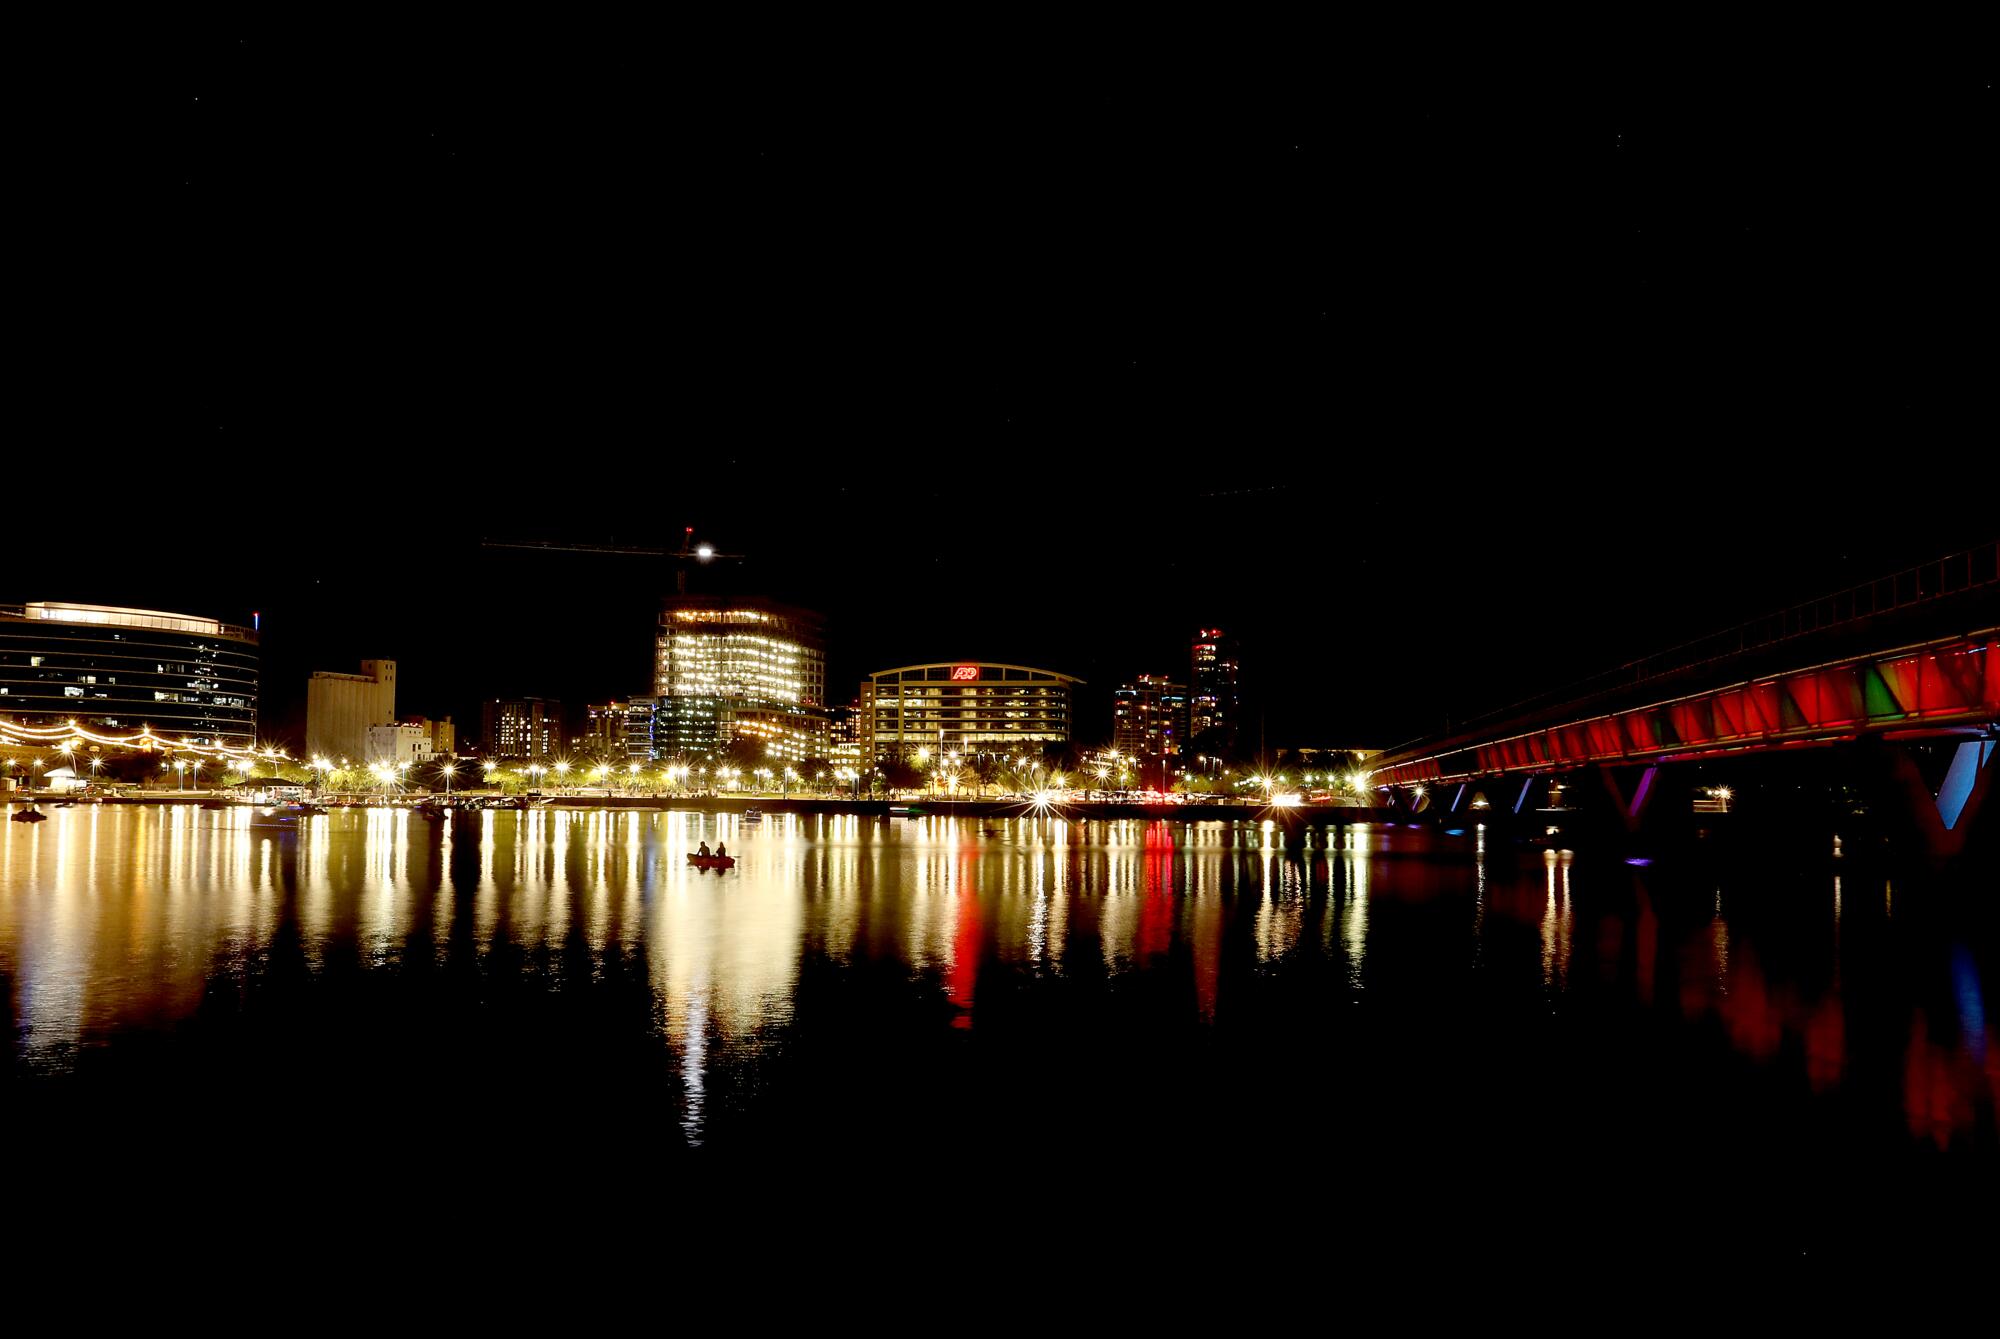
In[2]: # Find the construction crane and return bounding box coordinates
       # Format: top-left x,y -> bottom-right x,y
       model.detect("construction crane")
481,528 -> 745,594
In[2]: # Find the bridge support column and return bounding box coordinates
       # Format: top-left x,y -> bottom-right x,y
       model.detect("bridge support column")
1591,763 -> 1670,836
1864,737 -> 1997,865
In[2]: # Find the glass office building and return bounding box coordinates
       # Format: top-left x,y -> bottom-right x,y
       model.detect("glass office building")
0,601 -> 259,746
655,598 -> 827,761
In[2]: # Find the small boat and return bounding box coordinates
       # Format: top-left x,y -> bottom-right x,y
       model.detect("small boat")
741,807 -> 764,822
686,853 -> 736,869
11,807 -> 48,823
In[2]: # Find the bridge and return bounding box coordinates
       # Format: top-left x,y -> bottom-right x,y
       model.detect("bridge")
1369,542 -> 2000,861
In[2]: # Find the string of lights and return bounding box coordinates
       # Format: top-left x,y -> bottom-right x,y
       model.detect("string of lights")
0,717 -> 290,766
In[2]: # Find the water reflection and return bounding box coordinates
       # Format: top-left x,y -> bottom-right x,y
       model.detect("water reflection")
2,803 -> 1995,1156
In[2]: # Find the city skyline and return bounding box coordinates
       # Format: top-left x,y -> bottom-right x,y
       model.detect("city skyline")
7,37 -> 1995,1256
11,529 -> 1995,762
19,51 -> 1991,753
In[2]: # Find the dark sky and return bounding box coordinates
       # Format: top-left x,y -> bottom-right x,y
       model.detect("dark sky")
17,37 -> 1994,749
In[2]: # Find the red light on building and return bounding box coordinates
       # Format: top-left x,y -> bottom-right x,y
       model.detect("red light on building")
950,665 -> 980,681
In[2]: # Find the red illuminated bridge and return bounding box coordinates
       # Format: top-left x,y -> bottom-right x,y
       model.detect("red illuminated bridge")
1369,543 -> 1999,860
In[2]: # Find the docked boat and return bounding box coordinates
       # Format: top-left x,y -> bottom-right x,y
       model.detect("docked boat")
687,853 -> 736,869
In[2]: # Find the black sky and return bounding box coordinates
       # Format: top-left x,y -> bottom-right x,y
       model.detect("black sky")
17,36 -> 1995,748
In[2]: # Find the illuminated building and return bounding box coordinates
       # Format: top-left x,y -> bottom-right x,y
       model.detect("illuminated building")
656,597 -> 827,761
366,720 -> 448,765
365,716 -> 452,765
862,662 -> 1080,761
1,601 -> 259,747
584,701 -> 628,755
622,698 -> 663,762
1112,675 -> 1189,761
307,659 -> 396,761
483,697 -> 563,761
1189,628 -> 1240,756
827,701 -> 864,769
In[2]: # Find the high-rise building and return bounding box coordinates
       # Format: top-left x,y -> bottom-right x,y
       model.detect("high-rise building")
827,701 -> 864,769
862,662 -> 1080,762
483,697 -> 563,761
655,597 -> 826,762
1189,629 -> 1240,757
0,601 -> 260,747
621,697 -> 662,763
584,701 -> 627,756
1112,675 -> 1189,761
307,659 -> 396,761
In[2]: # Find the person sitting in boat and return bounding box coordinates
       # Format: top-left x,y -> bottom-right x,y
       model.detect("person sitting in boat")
697,841 -> 711,857
714,841 -> 727,859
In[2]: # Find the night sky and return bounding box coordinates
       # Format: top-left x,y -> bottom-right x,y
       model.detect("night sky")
20,38 -> 1994,749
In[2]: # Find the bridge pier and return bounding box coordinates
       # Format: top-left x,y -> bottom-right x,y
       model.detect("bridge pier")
1861,736 -> 1998,867
1592,763 -> 1667,835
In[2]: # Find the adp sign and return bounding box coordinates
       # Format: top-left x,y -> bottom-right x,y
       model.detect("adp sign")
949,665 -> 981,682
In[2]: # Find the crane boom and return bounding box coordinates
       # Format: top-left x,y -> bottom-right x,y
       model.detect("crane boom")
480,532 -> 745,594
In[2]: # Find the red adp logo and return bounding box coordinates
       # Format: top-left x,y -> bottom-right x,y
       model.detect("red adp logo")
949,665 -> 980,681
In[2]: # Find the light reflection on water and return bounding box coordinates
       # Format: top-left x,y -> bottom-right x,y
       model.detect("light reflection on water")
2,803 -> 1996,1155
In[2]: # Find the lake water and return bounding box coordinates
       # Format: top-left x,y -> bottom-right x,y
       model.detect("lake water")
4,802 -> 1993,1257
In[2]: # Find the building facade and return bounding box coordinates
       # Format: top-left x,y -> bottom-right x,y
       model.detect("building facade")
655,597 -> 827,761
483,697 -> 563,761
307,659 -> 396,762
364,717 -> 453,765
584,701 -> 628,757
621,698 -> 662,763
366,722 -> 435,766
1112,674 -> 1189,761
0,601 -> 260,747
1189,629 -> 1240,757
827,701 -> 864,769
862,662 -> 1080,762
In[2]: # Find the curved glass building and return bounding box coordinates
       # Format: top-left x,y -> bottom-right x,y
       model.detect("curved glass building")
0,602 -> 259,746
862,662 -> 1080,761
